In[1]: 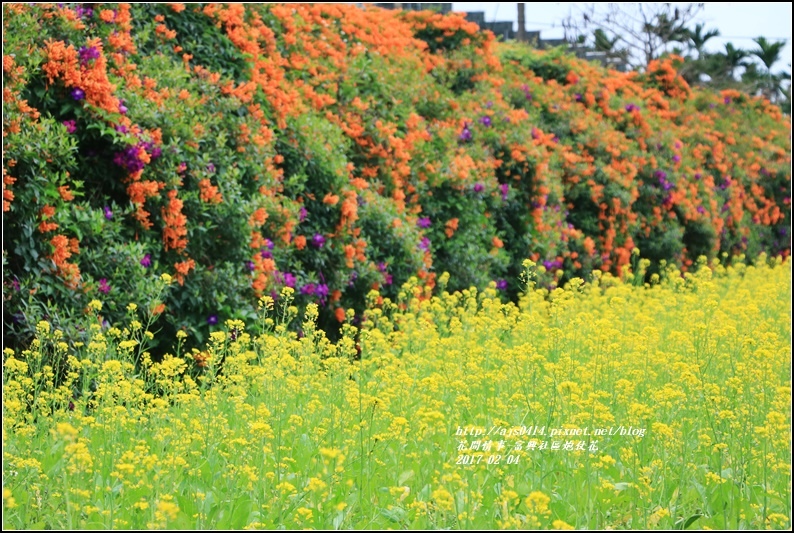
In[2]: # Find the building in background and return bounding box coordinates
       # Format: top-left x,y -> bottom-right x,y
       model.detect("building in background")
370,4 -> 628,71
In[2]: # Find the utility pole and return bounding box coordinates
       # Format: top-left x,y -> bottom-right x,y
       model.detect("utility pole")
517,3 -> 526,42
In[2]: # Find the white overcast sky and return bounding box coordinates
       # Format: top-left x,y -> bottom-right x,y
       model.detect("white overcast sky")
451,2 -> 792,73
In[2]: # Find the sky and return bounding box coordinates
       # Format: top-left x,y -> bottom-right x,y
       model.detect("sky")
451,2 -> 792,73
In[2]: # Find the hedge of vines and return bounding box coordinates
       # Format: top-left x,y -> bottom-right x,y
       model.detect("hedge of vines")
3,3 -> 790,353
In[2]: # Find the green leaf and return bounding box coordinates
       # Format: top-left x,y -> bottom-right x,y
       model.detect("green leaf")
675,513 -> 703,530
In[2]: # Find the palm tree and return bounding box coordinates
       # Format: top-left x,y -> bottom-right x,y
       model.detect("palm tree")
722,42 -> 749,80
685,23 -> 720,60
751,36 -> 787,101
674,22 -> 719,85
751,36 -> 786,71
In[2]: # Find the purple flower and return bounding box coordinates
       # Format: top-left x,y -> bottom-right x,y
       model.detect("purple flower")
697,206 -> 706,214
283,272 -> 296,288
113,144 -> 146,173
75,5 -> 93,18
316,283 -> 329,300
140,253 -> 152,268
496,279 -> 508,290
260,249 -> 272,259
485,101 -> 493,109
264,238 -> 275,250
662,181 -> 673,191
150,146 -> 161,159
98,278 -> 111,294
348,271 -> 358,286
71,88 -> 86,101
300,283 -> 316,296
694,173 -> 702,180
207,315 -> 219,325
119,103 -> 128,115
63,120 -> 77,133
312,233 -> 325,248
103,206 -> 113,220
459,124 -> 472,142
724,97 -> 731,105
625,103 -> 639,112
377,262 -> 388,272
574,93 -> 582,101
299,206 -> 308,222
78,46 -> 100,66
473,182 -> 484,193
246,261 -> 255,271
479,115 -> 492,127
115,124 -> 129,134
654,170 -> 667,181
206,163 -> 215,173
384,273 -> 393,285
672,155 -> 681,163
417,217 -> 431,229
500,183 -> 509,201
419,237 -> 431,251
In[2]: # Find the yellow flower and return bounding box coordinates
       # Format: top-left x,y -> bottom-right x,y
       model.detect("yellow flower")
3,488 -> 17,509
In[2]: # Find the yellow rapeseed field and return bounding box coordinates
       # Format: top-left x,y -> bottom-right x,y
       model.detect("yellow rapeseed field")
3,256 -> 791,529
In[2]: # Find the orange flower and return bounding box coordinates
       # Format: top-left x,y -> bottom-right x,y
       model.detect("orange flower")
444,217 -> 459,238
58,185 -> 75,201
198,179 -> 223,204
173,259 -> 196,286
50,234 -> 71,266
162,190 -> 188,251
294,235 -> 307,250
249,207 -> 268,227
344,244 -> 356,268
323,193 -> 339,205
334,307 -> 346,323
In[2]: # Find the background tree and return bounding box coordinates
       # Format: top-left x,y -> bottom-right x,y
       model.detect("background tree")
722,42 -> 750,80
685,23 -> 719,60
562,3 -> 702,69
751,36 -> 787,101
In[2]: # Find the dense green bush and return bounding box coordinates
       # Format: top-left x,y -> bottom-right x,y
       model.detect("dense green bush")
3,3 -> 790,356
